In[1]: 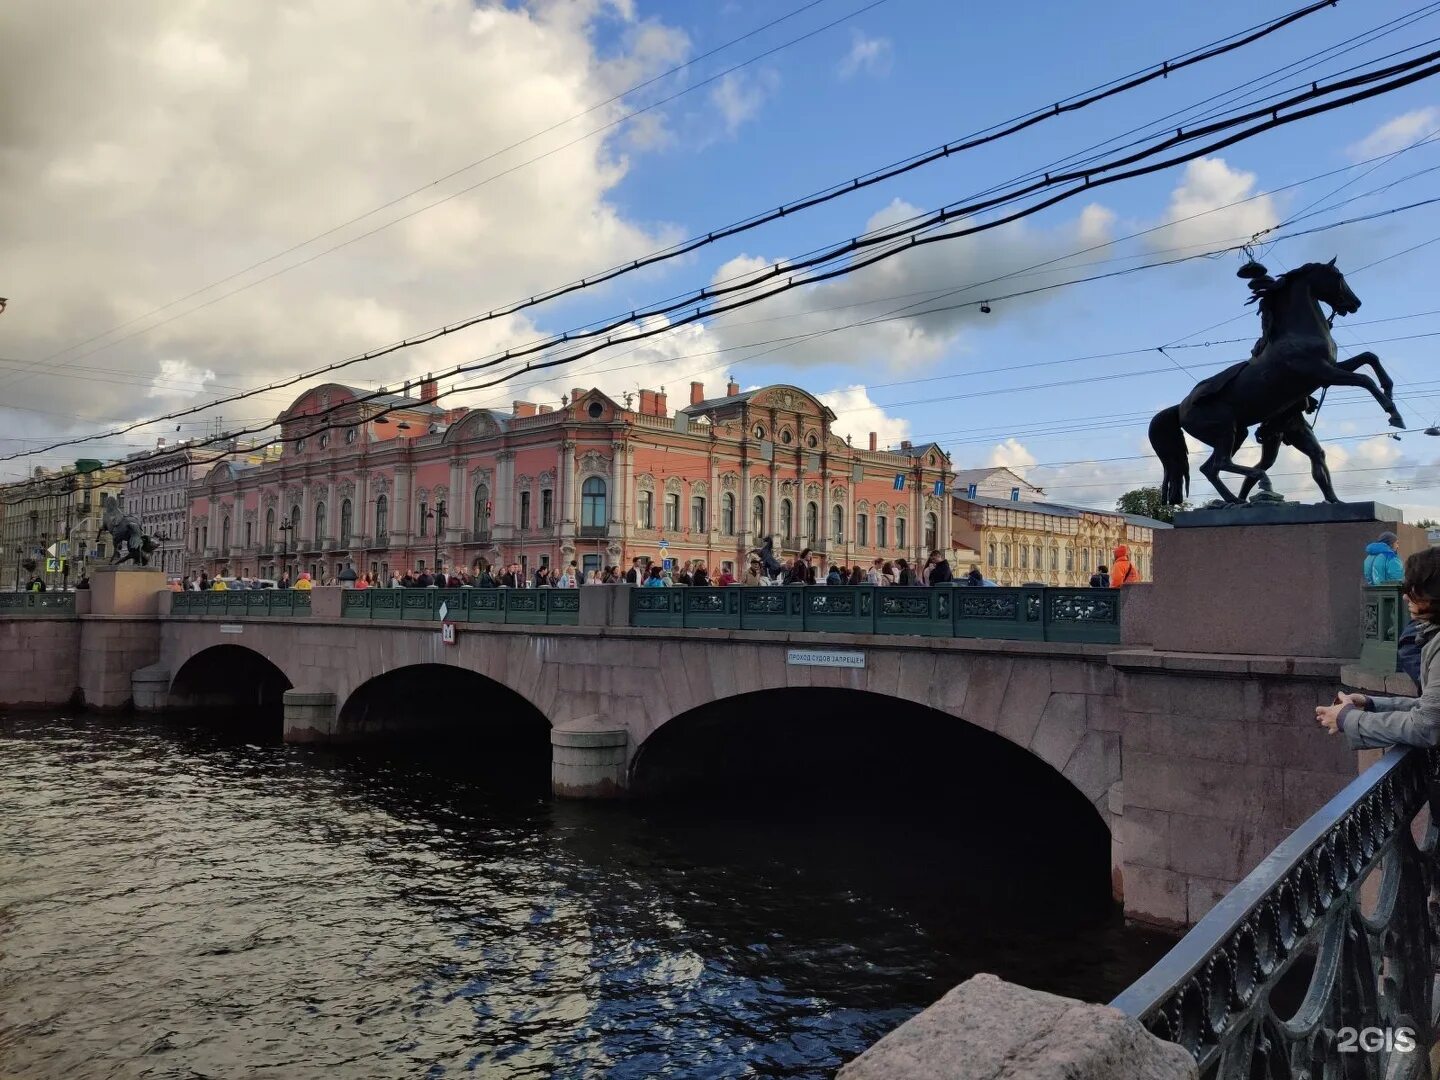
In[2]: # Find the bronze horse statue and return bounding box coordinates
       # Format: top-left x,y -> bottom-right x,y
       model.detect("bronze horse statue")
1149,259 -> 1401,506
99,494 -> 157,566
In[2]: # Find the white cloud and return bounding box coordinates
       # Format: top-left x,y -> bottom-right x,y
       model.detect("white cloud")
1077,204 -> 1116,246
817,385 -> 910,448
0,0 -> 691,447
1347,107 -> 1440,161
987,438 -> 1037,470
838,31 -> 893,79
1146,157 -> 1278,253
709,69 -> 779,136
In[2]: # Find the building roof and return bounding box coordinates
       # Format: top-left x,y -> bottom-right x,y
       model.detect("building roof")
680,389 -> 760,414
957,493 -> 1171,530
951,466 -> 1044,494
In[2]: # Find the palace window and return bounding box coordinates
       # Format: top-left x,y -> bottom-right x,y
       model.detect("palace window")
340,499 -> 352,545
856,512 -> 868,546
638,490 -> 654,529
474,486 -> 490,533
519,492 -> 531,531
897,517 -> 906,550
876,515 -> 887,548
221,516 -> 230,551
722,493 -> 736,535
581,478 -> 606,528
244,522 -> 253,548
1065,545 -> 1074,572
988,542 -> 996,567
418,500 -> 428,536
691,496 -> 706,533
1001,544 -> 1011,569
314,502 -> 326,541
752,495 -> 765,532
1020,545 -> 1029,570
925,512 -> 938,551
265,508 -> 275,546
805,501 -> 818,540
541,488 -> 553,529
375,495 -> 388,537
664,493 -> 680,532
1050,546 -> 1059,571
831,504 -> 843,543
779,498 -> 793,542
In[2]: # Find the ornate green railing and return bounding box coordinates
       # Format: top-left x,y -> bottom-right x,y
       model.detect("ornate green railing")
628,586 -> 1122,643
1359,584 -> 1408,677
340,587 -> 580,626
170,589 -> 312,617
1113,747 -> 1437,1077
0,592 -> 77,616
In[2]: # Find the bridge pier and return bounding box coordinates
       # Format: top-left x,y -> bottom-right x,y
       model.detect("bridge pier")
131,664 -> 170,711
282,690 -> 338,743
551,716 -> 629,798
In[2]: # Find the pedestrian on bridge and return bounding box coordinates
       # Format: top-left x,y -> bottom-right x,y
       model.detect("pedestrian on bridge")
1319,547 -> 1440,749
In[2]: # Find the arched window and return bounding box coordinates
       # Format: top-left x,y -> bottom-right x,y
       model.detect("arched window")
780,498 -> 793,542
856,512 -> 868,546
752,495 -> 765,532
722,493 -> 735,535
690,495 -> 706,532
582,477 -> 606,527
221,515 -> 230,551
289,505 -> 302,541
896,517 -> 907,550
375,495 -> 388,538
664,493 -> 680,532
340,499 -> 353,545
925,512 -> 938,550
988,542 -> 996,567
831,504 -> 843,543
876,515 -> 888,548
638,491 -> 654,529
265,508 -> 275,546
314,501 -> 326,541
805,501 -> 818,540
474,485 -> 490,533
418,500 -> 428,537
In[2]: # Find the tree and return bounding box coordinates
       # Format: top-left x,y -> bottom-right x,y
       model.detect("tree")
1116,487 -> 1178,524
1416,518 -> 1439,530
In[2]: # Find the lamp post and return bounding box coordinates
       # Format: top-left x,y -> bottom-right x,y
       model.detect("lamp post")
426,501 -> 447,577
278,516 -> 295,582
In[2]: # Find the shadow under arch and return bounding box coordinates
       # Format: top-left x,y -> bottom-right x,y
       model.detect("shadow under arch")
170,643 -> 293,712
335,664 -> 552,794
629,686 -> 1114,924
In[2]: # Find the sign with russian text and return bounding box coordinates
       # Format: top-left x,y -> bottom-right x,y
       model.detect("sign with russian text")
786,649 -> 865,669
220,624 -> 243,634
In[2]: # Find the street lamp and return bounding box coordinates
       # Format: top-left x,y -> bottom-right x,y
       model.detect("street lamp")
278,516 -> 295,581
425,501 -> 447,577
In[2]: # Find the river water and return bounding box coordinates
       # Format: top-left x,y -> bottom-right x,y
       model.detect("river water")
0,711 -> 1173,1079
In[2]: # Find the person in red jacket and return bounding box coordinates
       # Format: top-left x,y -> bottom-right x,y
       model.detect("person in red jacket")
1110,544 -> 1140,587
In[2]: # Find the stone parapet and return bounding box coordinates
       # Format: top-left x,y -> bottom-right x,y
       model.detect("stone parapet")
837,973 -> 1195,1079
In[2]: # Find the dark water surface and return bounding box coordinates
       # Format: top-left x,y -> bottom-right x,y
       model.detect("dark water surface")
0,711 -> 1173,1078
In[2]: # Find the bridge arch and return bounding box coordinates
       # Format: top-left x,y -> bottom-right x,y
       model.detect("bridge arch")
630,684 -> 1116,918
169,643 -> 293,712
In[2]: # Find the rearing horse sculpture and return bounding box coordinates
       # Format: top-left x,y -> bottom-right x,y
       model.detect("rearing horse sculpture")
1149,259 -> 1402,506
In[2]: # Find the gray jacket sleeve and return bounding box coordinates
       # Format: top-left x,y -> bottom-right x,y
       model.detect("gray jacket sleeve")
1342,688 -> 1440,749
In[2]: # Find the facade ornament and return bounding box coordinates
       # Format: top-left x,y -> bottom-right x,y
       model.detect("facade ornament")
805,482 -> 821,499
637,473 -> 655,491
463,413 -> 500,439
721,472 -> 739,492
415,487 -> 429,504
831,485 -> 847,504
924,495 -> 939,512
857,499 -> 870,512
691,479 -> 709,498
766,389 -> 800,410
339,480 -> 356,499
469,466 -> 492,487
538,469 -> 556,487
664,476 -> 682,495
432,485 -> 448,505
515,475 -> 533,489
750,477 -> 768,495
579,450 -> 607,474
371,476 -> 389,496
496,449 -> 516,462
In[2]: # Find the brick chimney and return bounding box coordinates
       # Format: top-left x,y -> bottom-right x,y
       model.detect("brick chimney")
690,381 -> 705,406
637,389 -> 656,416
654,388 -> 667,416
868,432 -> 877,452
513,401 -> 537,417
901,440 -> 913,451
537,405 -> 553,414
420,374 -> 438,402
727,378 -> 740,397
571,387 -> 585,406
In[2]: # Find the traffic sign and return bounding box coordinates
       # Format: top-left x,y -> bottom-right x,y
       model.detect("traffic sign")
658,539 -> 669,549
440,621 -> 456,646
45,557 -> 59,573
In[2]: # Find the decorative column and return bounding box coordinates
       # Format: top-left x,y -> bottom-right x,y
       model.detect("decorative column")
610,440 -> 625,528
356,473 -> 371,542
392,466 -> 412,545
447,459 -> 465,542
560,441 -> 577,526
768,467 -> 779,543
739,458 -> 752,549
325,481 -> 339,546
493,451 -> 515,540
707,448 -> 718,552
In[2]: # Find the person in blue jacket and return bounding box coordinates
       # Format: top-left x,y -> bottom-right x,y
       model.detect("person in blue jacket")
1364,532 -> 1404,584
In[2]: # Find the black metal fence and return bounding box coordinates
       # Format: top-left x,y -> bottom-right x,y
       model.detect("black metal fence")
1112,747 -> 1436,1077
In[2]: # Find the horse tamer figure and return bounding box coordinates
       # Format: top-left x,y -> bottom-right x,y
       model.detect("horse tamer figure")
99,493 -> 158,566
1149,258 -> 1402,506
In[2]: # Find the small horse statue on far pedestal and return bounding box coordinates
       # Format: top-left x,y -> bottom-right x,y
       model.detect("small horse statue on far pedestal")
99,494 -> 157,566
1148,258 -> 1401,506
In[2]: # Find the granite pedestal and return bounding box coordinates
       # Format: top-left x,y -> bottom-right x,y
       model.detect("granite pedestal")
1146,503 -> 1425,658
89,565 -> 166,616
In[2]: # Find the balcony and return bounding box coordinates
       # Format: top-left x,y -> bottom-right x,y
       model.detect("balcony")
463,530 -> 492,544
371,533 -> 389,550
578,525 -> 608,539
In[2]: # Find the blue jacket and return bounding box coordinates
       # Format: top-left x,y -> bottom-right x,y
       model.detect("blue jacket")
1363,542 -> 1404,585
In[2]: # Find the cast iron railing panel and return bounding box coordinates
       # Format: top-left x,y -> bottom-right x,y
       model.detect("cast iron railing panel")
170,590 -> 309,617
335,588 -> 580,626
1112,747 -> 1437,1078
628,585 -> 1121,642
0,592 -> 76,616
1360,584 -> 1408,678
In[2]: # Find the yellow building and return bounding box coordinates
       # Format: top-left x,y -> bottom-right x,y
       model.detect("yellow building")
0,459 -> 126,589
949,467 -> 1166,587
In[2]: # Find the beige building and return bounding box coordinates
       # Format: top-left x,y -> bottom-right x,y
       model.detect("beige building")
0,459 -> 125,588
949,467 -> 1166,586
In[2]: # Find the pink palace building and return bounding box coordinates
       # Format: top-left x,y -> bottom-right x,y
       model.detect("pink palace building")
187,378 -> 956,582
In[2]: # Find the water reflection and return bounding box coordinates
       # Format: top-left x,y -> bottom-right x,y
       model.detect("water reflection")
0,712 -> 1173,1078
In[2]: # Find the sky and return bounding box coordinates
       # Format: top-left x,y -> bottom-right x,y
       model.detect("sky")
5,0 -> 1440,519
